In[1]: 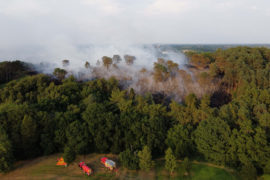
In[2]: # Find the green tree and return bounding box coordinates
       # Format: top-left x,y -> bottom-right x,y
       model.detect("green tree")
40,133 -> 55,155
20,115 -> 39,158
0,60 -> 29,84
239,163 -> 257,180
185,93 -> 198,109
0,103 -> 26,159
166,124 -> 193,158
138,146 -> 155,171
0,126 -> 14,172
119,149 -> 139,170
153,62 -> 169,82
81,77 -> 119,103
165,148 -> 177,175
112,55 -> 122,64
102,56 -> 113,69
63,146 -> 76,165
194,117 -> 231,165
167,60 -> 179,76
65,121 -> 91,155
189,54 -> 211,69
124,55 -> 136,65
264,159 -> 270,174
85,61 -> 90,69
62,59 -> 70,67
182,157 -> 192,176
230,126 -> 270,169
38,111 -> 56,155
83,102 -> 118,153
53,68 -> 67,80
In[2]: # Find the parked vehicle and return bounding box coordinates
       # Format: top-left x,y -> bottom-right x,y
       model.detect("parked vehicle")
100,157 -> 116,170
78,161 -> 93,176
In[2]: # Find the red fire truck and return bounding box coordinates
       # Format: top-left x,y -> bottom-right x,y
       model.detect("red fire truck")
78,161 -> 93,176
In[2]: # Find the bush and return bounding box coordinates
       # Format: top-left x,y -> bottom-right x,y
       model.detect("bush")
119,149 -> 139,170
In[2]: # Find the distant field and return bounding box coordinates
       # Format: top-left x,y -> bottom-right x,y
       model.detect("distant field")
0,154 -> 238,180
164,44 -> 270,52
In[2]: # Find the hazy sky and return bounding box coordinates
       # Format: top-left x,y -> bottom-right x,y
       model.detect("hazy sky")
0,0 -> 270,47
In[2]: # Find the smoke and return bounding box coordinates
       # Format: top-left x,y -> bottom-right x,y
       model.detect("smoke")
0,34 -> 213,101
0,0 -> 224,101
1,43 -> 187,73
11,41 -> 210,102
0,36 -> 216,102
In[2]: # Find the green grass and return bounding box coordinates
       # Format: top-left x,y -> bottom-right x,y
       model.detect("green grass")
87,173 -> 117,180
0,154 -> 238,180
154,160 -> 237,180
261,174 -> 270,180
190,164 -> 237,180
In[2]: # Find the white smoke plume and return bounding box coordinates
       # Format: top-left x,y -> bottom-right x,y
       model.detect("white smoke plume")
0,0 -> 229,100
2,43 -> 187,74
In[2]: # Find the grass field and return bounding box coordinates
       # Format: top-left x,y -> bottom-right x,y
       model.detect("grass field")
261,174 -> 270,180
0,154 -> 238,180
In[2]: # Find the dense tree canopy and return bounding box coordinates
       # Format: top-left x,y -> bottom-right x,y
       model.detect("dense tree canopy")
0,61 -> 33,84
0,126 -> 14,172
0,47 -> 270,178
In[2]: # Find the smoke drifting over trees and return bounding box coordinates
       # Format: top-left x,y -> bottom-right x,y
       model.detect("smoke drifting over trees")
1,47 -> 270,178
20,45 -> 215,102
0,0 -> 267,102
0,43 -> 222,102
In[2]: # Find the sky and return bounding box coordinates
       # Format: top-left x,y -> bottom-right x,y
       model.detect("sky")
0,0 -> 269,46
0,0 -> 269,97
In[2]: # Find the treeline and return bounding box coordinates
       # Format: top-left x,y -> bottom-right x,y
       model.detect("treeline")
0,61 -> 34,84
0,47 -> 270,179
187,47 -> 270,91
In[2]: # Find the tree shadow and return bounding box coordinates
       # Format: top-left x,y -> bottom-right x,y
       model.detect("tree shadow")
210,90 -> 231,107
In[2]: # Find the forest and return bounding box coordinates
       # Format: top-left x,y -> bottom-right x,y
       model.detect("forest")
0,46 -> 270,179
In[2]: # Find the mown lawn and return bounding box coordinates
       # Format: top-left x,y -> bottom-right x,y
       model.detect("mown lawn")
0,154 -> 238,180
